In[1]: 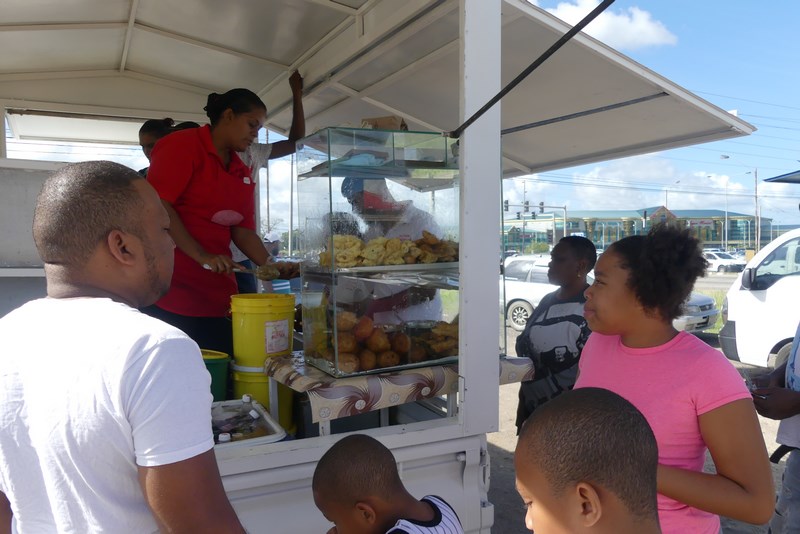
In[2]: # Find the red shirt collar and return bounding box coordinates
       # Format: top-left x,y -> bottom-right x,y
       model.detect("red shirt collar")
198,124 -> 249,175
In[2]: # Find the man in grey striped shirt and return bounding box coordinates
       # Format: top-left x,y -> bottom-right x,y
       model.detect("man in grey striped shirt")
313,434 -> 464,534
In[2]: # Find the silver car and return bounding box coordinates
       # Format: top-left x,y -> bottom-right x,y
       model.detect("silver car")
501,255 -> 720,333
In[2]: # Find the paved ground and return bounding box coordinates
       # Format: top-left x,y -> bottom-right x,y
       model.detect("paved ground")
488,331 -> 786,533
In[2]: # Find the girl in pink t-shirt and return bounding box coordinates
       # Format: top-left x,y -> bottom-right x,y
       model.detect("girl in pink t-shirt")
575,224 -> 773,534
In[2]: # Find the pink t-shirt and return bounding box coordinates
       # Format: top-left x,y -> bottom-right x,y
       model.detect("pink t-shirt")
575,331 -> 750,534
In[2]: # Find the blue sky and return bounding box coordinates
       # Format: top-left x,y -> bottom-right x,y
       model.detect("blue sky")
513,0 -> 800,227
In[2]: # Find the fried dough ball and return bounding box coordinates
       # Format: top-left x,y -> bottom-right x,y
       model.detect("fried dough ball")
321,348 -> 335,362
377,350 -> 401,368
366,328 -> 391,353
409,344 -> 428,364
337,353 -> 360,374
352,315 -> 374,341
359,349 -> 377,371
336,311 -> 358,332
336,332 -> 359,353
390,332 -> 411,354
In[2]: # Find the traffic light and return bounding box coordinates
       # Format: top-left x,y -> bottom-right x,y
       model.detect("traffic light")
539,201 -> 544,214
516,212 -> 521,220
503,199 -> 509,212
546,228 -> 554,244
523,200 -> 529,213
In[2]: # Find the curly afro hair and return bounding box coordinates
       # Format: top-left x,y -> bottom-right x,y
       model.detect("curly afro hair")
607,224 -> 708,322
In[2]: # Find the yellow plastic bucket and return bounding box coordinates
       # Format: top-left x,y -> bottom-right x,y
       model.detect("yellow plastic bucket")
231,364 -> 295,435
231,293 -> 295,368
201,349 -> 230,402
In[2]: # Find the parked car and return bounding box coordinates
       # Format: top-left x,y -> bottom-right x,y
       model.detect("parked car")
501,255 -> 720,333
720,229 -> 800,368
703,251 -> 746,273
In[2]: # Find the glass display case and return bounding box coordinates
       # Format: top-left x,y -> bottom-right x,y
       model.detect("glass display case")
296,127 -> 460,377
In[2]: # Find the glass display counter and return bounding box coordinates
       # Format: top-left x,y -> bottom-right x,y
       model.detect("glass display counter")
295,128 -> 461,377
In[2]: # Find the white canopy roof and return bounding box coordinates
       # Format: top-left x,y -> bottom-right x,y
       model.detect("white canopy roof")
0,0 -> 753,175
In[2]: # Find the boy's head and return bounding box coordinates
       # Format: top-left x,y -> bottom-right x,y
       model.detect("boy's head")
313,434 -> 405,534
514,387 -> 659,534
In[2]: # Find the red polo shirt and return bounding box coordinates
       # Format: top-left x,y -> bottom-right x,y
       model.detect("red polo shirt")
147,125 -> 255,317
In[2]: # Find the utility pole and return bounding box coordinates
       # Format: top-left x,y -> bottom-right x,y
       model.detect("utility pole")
754,168 -> 760,251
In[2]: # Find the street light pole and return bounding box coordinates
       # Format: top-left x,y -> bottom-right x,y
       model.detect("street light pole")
724,178 -> 728,250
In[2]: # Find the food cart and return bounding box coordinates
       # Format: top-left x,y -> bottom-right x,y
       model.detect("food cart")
0,0 -> 754,531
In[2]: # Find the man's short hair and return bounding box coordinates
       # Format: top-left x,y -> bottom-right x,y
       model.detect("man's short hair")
518,387 -> 658,521
312,434 -> 404,505
33,161 -> 145,267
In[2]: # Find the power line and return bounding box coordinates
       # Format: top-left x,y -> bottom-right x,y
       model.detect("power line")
692,90 -> 800,112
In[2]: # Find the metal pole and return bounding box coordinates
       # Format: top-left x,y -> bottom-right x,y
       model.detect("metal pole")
754,168 -> 760,251
724,179 -> 728,250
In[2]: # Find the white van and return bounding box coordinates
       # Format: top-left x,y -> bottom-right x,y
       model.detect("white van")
719,228 -> 800,368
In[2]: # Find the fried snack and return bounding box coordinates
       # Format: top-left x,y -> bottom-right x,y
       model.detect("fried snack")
418,249 -> 438,264
336,331 -> 358,353
359,349 -> 377,371
432,321 -> 458,338
274,261 -> 301,279
404,244 -> 422,264
352,315 -> 374,341
336,311 -> 358,332
420,230 -> 439,246
361,237 -> 388,266
390,332 -> 411,354
254,264 -> 281,281
408,344 -> 428,363
365,328 -> 391,353
429,337 -> 458,354
332,234 -> 363,268
376,350 -> 400,368
337,353 -> 360,374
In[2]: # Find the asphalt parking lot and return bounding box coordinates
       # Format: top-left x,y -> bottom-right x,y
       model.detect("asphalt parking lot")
489,331 -> 786,534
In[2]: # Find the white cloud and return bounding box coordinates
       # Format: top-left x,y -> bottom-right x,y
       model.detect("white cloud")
537,0 -> 677,51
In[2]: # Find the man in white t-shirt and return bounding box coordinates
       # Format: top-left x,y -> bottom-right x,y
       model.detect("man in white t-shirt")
753,320 -> 800,533
0,161 -> 244,532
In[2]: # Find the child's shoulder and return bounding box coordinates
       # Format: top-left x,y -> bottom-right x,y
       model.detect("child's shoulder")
385,495 -> 464,534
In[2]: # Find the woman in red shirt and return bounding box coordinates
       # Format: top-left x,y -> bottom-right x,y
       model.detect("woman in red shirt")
143,88 -> 271,355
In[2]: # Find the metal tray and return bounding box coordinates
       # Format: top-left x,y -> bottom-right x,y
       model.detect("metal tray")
305,354 -> 458,378
305,262 -> 458,274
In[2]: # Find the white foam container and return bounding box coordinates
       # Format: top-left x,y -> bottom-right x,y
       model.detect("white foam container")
211,398 -> 286,449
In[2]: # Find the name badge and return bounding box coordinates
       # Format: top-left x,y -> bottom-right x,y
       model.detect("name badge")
243,177 -> 251,184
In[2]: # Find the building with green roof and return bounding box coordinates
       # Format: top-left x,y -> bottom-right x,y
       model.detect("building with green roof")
503,205 -> 778,252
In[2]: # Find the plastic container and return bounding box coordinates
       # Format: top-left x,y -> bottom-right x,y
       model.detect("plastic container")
211,398 -> 286,448
231,364 -> 295,435
231,293 -> 295,367
201,349 -> 230,402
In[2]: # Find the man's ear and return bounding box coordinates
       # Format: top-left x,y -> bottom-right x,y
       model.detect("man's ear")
106,229 -> 137,266
575,482 -> 602,527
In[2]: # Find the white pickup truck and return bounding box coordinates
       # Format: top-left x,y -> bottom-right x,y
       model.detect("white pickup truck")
720,228 -> 800,368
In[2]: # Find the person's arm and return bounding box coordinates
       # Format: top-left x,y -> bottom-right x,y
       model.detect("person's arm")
752,385 -> 800,420
231,226 -> 269,266
0,491 -> 11,534
162,200 -> 240,273
657,399 -> 774,524
269,70 -> 305,159
752,361 -> 787,389
138,449 -> 245,533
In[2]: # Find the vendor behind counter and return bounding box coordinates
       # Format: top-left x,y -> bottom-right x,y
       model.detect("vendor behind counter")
142,88 -> 272,356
